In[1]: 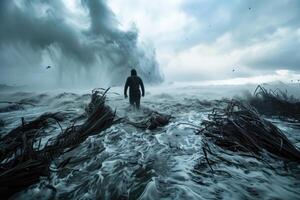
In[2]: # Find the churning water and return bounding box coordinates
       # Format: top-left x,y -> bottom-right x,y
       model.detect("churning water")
1,85 -> 300,200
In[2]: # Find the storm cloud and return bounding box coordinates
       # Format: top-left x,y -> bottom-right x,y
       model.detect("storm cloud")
1,0 -> 300,85
181,0 -> 300,72
0,0 -> 163,87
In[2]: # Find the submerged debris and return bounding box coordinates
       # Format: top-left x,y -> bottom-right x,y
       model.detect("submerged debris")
0,101 -> 37,113
125,111 -> 172,130
0,89 -> 114,198
199,99 -> 300,163
0,101 -> 36,107
85,88 -> 110,117
0,103 -> 24,113
248,85 -> 300,121
147,112 -> 171,130
0,119 -> 4,128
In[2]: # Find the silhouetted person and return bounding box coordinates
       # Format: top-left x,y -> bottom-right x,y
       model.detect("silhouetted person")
124,69 -> 145,109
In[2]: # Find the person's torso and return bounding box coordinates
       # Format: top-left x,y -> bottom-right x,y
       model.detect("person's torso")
128,76 -> 141,94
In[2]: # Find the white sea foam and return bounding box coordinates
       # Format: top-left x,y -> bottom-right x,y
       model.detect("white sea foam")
1,84 -> 300,199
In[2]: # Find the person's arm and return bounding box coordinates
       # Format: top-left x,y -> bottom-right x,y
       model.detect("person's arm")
140,78 -> 145,97
124,78 -> 129,98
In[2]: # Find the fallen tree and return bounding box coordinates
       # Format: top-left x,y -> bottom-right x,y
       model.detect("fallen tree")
0,89 -> 115,199
199,99 -> 300,163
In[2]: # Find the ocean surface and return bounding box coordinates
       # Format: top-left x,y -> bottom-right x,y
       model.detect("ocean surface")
1,84 -> 300,200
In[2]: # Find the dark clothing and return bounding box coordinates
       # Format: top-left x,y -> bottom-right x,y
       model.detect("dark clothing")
124,75 -> 145,109
129,93 -> 141,108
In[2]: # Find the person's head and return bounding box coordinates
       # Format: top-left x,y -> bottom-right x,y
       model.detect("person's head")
131,69 -> 137,76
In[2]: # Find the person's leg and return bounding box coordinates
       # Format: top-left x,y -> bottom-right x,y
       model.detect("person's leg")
130,93 -> 141,110
136,96 -> 141,109
132,96 -> 138,110
129,95 -> 134,106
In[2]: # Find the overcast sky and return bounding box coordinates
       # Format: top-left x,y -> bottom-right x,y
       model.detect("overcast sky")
0,0 -> 300,86
109,0 -> 300,83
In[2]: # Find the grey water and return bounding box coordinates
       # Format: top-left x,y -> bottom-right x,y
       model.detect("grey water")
1,84 -> 300,200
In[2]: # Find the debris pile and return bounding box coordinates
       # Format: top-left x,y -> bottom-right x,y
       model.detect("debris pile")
126,111 -> 172,130
0,89 -> 114,198
248,85 -> 300,121
199,100 -> 300,163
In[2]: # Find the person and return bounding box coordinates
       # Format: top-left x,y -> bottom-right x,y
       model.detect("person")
124,69 -> 145,109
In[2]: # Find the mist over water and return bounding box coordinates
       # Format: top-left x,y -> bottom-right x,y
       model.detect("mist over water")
0,0 -> 163,88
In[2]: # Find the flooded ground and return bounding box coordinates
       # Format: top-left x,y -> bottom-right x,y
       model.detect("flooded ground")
1,84 -> 300,200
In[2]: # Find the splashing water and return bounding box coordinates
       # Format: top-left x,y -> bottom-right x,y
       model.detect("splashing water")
1,85 -> 300,200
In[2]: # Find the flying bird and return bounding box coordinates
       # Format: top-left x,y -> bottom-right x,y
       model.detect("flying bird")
46,66 -> 51,69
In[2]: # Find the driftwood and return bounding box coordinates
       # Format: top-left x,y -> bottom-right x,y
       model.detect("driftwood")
199,99 -> 300,163
0,89 -> 114,199
248,85 -> 300,121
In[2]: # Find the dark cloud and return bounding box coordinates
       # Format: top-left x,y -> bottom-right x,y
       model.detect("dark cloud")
0,0 -> 94,64
0,0 -> 163,87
